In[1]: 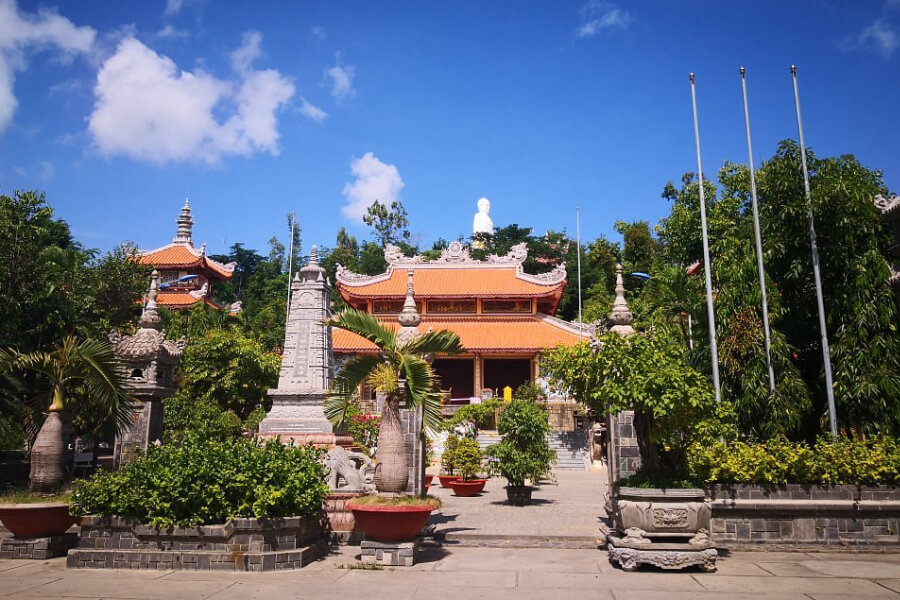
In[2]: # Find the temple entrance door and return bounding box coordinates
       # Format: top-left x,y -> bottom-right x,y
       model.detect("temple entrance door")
482,358 -> 532,397
432,358 -> 475,399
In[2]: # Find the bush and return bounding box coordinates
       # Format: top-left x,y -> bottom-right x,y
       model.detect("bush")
445,398 -> 502,430
486,400 -> 555,487
687,437 -> 900,486
513,381 -> 542,403
70,435 -> 328,527
454,437 -> 484,481
441,434 -> 460,475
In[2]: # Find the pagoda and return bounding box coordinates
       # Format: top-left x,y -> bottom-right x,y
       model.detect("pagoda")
138,199 -> 236,310
334,241 -> 589,403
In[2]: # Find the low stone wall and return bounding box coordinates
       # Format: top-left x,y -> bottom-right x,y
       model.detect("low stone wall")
546,402 -> 576,432
1,533 -> 77,559
67,515 -> 324,570
707,484 -> 900,546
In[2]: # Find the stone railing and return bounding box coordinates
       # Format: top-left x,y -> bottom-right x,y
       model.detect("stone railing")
706,484 -> 900,546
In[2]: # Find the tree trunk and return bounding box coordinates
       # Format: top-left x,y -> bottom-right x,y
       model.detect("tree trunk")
30,411 -> 65,494
374,393 -> 408,494
632,409 -> 661,475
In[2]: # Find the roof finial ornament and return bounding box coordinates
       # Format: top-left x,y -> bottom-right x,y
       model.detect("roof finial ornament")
173,198 -> 194,244
139,270 -> 162,330
397,270 -> 422,344
608,264 -> 635,337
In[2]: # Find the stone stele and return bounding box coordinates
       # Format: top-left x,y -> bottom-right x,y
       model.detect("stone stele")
259,246 -> 350,446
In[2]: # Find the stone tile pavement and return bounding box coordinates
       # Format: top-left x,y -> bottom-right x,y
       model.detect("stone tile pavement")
428,469 -> 608,544
2,545 -> 900,599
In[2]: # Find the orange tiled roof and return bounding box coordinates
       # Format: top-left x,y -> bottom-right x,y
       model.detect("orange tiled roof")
332,315 -> 583,354
152,292 -> 224,309
140,244 -> 234,280
339,268 -> 564,300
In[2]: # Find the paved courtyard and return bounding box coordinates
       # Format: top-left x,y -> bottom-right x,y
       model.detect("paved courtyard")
427,469 -> 608,545
2,545 -> 900,600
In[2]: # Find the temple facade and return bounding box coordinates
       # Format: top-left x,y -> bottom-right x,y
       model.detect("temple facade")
333,241 -> 588,403
138,200 -> 236,310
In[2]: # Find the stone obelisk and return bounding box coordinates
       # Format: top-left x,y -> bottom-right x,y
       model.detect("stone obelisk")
259,246 -> 350,446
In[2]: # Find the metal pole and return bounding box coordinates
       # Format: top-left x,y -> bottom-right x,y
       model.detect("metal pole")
740,67 -> 776,392
790,65 -> 838,437
689,73 -> 722,402
286,212 -> 296,322
576,206 -> 583,340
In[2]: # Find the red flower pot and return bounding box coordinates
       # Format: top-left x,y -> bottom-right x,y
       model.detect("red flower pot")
450,479 -> 487,496
347,503 -> 435,543
438,475 -> 459,488
0,503 -> 74,537
424,474 -> 434,486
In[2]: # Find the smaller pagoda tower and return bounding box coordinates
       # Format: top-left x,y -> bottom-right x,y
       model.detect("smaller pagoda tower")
109,271 -> 186,465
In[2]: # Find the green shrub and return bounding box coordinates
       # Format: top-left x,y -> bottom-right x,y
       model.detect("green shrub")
454,437 -> 484,481
445,398 -> 502,430
441,434 -> 460,475
513,381 -> 542,403
486,400 -> 555,487
687,437 -> 900,486
70,434 -> 328,527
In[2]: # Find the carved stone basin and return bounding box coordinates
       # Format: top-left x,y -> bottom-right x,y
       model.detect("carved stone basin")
612,487 -> 710,538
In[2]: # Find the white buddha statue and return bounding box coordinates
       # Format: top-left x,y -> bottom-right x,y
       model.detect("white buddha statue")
472,197 -> 494,244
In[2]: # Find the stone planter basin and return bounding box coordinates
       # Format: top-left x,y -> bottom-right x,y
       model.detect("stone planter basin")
613,487 -> 710,538
0,503 -> 74,537
347,504 -> 434,543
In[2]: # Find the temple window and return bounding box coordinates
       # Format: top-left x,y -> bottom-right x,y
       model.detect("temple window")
427,299 -> 476,314
482,299 -> 532,313
130,369 -> 143,379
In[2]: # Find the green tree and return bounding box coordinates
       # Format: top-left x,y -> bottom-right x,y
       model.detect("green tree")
163,329 -> 280,439
325,310 -> 463,494
363,200 -> 411,247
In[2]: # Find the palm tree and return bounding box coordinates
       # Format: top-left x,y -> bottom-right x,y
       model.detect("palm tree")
0,336 -> 134,493
325,309 -> 462,495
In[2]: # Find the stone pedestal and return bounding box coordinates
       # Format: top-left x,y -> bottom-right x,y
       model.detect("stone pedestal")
0,533 -> 77,559
258,391 -> 350,446
360,539 -> 418,567
607,533 -> 717,572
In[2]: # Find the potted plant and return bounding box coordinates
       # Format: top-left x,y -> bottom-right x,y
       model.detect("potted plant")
438,434 -> 460,488
486,400 -> 555,505
0,489 -> 74,537
324,309 -> 463,542
449,437 -> 487,497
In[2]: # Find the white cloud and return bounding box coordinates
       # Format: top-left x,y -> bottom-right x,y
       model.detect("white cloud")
154,24 -> 190,41
88,34 -> 295,164
0,0 -> 95,133
859,18 -> 899,59
39,160 -> 55,180
576,1 -> 632,38
325,54 -> 355,103
165,0 -> 184,16
298,96 -> 327,123
341,152 -> 404,221
309,26 -> 325,44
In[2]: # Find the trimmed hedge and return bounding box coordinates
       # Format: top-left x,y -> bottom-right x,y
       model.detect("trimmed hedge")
70,435 -> 328,528
687,437 -> 900,486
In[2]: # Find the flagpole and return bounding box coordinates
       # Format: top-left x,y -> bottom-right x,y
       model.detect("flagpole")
286,212 -> 296,322
689,73 -> 722,402
740,67 -> 776,392
576,206 -> 583,340
790,65 -> 838,437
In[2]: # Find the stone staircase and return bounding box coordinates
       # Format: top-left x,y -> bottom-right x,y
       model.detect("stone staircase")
547,431 -> 590,471
476,430 -> 589,471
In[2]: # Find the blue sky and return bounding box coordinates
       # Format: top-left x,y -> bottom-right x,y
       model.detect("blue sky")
1,0 -> 898,256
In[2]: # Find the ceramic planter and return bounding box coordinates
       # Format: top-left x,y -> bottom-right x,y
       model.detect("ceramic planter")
438,475 -> 459,488
0,503 -> 75,537
611,487 -> 710,538
424,474 -> 434,486
347,503 -> 434,543
450,479 -> 487,496
505,485 -> 533,506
